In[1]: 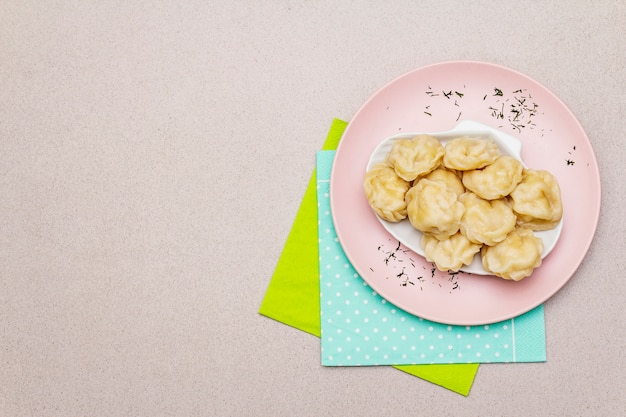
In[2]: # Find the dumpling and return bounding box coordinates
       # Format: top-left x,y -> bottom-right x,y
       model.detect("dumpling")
422,168 -> 465,197
509,169 -> 563,230
459,192 -> 517,246
443,137 -> 501,171
405,179 -> 464,240
481,227 -> 544,281
385,134 -> 445,181
462,156 -> 524,200
363,163 -> 411,222
421,232 -> 482,272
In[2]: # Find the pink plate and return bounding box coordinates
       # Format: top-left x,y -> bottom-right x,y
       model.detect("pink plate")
330,61 -> 601,325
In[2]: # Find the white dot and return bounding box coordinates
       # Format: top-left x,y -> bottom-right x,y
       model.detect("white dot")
353,292 -> 359,297
390,308 -> 396,314
485,344 -> 491,349
420,353 -> 426,358
345,319 -> 351,324
456,334 -> 462,339
494,333 -> 500,338
503,325 -> 509,330
429,345 -> 435,350
475,334 -> 481,338
447,326 -> 452,331
438,334 -> 443,339
410,346 -> 416,351
382,317 -> 387,323
391,328 -> 397,333
419,335 -> 425,340
355,328 -> 360,333
495,352 -> 500,357
373,309 -> 378,314
476,352 -> 481,357
428,326 -> 434,331
373,328 -> 379,333
354,309 -> 360,315
466,344 -> 472,349
365,355 -> 370,360
484,325 -> 490,330
504,344 -> 509,349
364,318 -> 369,323
439,353 -> 444,358
383,336 -> 388,341
337,347 -> 342,352
381,299 -> 387,304
345,300 -> 350,305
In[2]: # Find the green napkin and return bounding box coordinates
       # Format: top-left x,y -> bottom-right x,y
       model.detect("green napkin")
259,118 -> 479,396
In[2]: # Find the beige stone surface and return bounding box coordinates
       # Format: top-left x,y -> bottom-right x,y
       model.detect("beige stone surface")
1,1 -> 624,416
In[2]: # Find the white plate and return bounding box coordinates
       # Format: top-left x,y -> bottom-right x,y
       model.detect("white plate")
366,120 -> 563,275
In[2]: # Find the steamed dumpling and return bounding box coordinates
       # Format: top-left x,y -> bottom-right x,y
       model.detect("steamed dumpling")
462,156 -> 524,200
422,168 -> 465,197
363,163 -> 411,222
481,227 -> 544,281
459,192 -> 517,246
443,137 -> 501,171
421,232 -> 482,272
385,134 -> 445,181
509,169 -> 563,230
405,179 -> 464,240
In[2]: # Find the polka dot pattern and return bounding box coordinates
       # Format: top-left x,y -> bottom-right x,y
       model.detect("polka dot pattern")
316,151 -> 546,366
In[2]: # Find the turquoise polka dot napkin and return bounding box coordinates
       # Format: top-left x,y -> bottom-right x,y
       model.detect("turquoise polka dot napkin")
316,150 -> 546,366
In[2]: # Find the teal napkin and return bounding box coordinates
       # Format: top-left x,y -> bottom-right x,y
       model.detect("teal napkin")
316,150 -> 546,366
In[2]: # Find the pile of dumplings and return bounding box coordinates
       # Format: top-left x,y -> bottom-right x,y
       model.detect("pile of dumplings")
363,135 -> 563,281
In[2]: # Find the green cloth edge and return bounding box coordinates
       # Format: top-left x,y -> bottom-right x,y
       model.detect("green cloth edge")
259,118 -> 478,396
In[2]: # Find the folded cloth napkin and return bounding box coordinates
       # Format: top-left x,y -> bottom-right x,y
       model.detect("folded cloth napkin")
259,119 -> 478,396
316,150 -> 546,366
